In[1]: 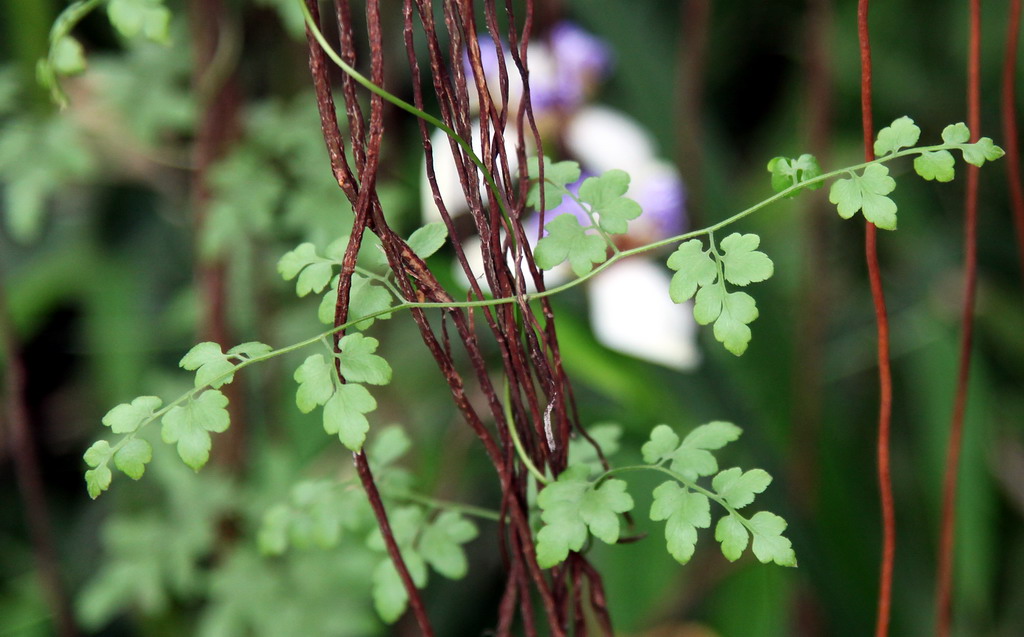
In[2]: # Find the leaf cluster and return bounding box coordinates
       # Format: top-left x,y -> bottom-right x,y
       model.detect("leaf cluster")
666,233 -> 773,355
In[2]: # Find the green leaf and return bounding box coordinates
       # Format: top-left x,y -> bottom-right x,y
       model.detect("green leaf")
294,354 -> 336,413
526,157 -> 580,211
942,122 -> 971,144
712,290 -> 759,356
114,439 -> 152,480
372,559 -> 409,624
718,233 -> 774,286
406,222 -> 448,259
368,425 -> 412,468
338,333 -> 392,385
766,154 -> 822,196
107,0 -> 172,43
52,36 -> 87,75
227,341 -> 273,358
535,465 -> 633,567
296,261 -> 335,297
715,514 -> 749,561
102,396 -> 162,434
84,440 -> 114,468
534,214 -> 607,277
321,274 -> 395,329
160,390 -> 231,470
278,243 -> 319,280
419,511 -> 478,579
748,511 -> 797,566
828,164 -> 898,230
693,283 -> 724,325
86,465 -> 113,499
650,481 -> 711,564
961,137 -> 1005,167
577,169 -> 642,234
914,150 -> 956,182
641,424 -> 680,464
567,423 -> 622,472
670,421 -> 742,481
667,239 -> 717,303
258,504 -> 291,555
322,383 -> 377,451
179,342 -> 236,389
873,116 -> 920,156
711,468 -> 772,509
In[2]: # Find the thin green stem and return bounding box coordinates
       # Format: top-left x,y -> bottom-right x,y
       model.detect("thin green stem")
386,489 -> 502,522
503,377 -> 550,485
561,188 -> 620,255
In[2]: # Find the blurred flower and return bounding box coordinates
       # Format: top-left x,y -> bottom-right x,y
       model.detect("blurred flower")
424,22 -> 697,370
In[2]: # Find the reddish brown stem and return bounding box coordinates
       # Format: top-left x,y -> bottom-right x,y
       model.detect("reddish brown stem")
936,2 -> 982,635
857,3 -> 895,637
1001,0 -> 1024,285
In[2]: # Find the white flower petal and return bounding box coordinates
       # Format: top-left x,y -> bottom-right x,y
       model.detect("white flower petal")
564,105 -> 656,175
588,258 -> 700,370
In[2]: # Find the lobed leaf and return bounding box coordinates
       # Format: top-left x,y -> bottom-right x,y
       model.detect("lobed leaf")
874,116 -> 920,156
941,122 -> 970,145
337,333 -> 392,385
534,214 -> 608,277
52,37 -> 87,75
577,169 -> 642,234
160,390 -> 230,470
320,274 -> 394,329
294,354 -> 336,413
666,240 -> 717,303
711,467 -> 772,509
102,396 -> 162,434
526,157 -> 580,211
419,511 -> 478,579
766,154 -> 822,196
961,137 -> 1005,167
914,150 -> 956,182
650,481 -> 711,564
322,383 -> 377,451
670,421 -> 742,481
179,342 -> 236,389
114,439 -> 152,480
718,233 -> 774,286
406,222 -> 448,259
714,514 -> 749,562
828,164 -> 898,230
641,424 -> 681,465
107,0 -> 172,43
748,511 -> 797,566
227,341 -> 273,359
712,290 -> 759,356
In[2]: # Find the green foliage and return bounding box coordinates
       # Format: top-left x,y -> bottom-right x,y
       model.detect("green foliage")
914,151 -> 956,182
534,213 -> 608,277
534,465 -> 635,568
406,221 -> 448,259
293,348 -> 382,452
107,0 -> 172,43
161,390 -> 231,470
641,422 -> 741,480
666,234 -> 772,355
873,116 -> 921,157
577,169 -> 642,234
766,154 -> 822,196
829,163 -> 898,230
526,156 -> 580,211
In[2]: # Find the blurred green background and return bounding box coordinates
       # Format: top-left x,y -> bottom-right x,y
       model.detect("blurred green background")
2,1 -> 1023,636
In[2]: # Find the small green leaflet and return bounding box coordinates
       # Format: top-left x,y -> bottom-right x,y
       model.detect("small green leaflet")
667,240 -> 717,303
180,342 -> 237,388
323,383 -> 377,451
278,242 -> 335,297
649,481 -> 710,564
719,233 -> 774,286
102,396 -> 162,434
577,169 -> 642,234
534,214 -> 607,277
748,511 -> 797,566
319,273 -> 394,329
107,0 -> 172,44
829,163 -> 898,230
294,354 -> 336,413
715,514 -> 748,561
84,441 -> 114,499
160,390 -> 231,470
113,438 -> 153,480
666,234 -> 771,355
641,422 -> 741,481
766,154 -> 822,196
338,333 -> 392,385
406,222 -> 448,259
960,137 -> 1005,167
874,116 -> 921,157
914,151 -> 956,182
526,156 -> 580,211
711,467 -> 772,509
419,511 -> 479,579
534,465 -> 634,568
